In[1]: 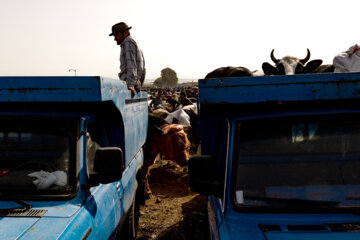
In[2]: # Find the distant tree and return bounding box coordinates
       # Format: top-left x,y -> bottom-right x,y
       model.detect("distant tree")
153,77 -> 163,87
161,68 -> 178,87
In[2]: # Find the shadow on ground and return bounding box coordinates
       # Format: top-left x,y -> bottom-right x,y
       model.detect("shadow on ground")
156,195 -> 210,240
136,160 -> 210,240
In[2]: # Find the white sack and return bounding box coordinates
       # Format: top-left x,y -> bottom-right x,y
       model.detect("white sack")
28,170 -> 67,189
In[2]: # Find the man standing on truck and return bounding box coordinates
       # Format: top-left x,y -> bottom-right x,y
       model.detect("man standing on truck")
109,22 -> 146,96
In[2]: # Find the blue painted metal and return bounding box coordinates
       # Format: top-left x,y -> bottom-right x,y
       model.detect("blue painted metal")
0,76 -> 123,103
208,204 -> 360,240
0,76 -> 148,239
198,72 -> 360,240
0,76 -> 148,165
199,72 -> 360,104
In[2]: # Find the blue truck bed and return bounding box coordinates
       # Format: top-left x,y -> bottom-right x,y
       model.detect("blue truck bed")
0,76 -> 145,109
191,72 -> 360,240
199,72 -> 360,104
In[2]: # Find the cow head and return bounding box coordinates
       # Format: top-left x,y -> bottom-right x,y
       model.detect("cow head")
145,124 -> 190,168
262,49 -> 323,75
160,124 -> 190,166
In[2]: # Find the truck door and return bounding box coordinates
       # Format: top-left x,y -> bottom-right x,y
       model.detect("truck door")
207,117 -> 230,239
85,118 -> 124,238
101,118 -> 125,225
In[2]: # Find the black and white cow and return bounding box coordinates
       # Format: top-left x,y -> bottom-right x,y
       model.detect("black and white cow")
262,49 -> 324,75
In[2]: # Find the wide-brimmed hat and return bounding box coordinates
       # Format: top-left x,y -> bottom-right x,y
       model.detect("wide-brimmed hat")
109,22 -> 132,36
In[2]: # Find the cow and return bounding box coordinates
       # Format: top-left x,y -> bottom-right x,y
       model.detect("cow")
262,48 -> 323,75
312,64 -> 335,73
205,66 -> 253,79
165,95 -> 181,110
333,44 -> 360,73
151,108 -> 170,119
182,105 -> 200,153
142,113 -> 190,199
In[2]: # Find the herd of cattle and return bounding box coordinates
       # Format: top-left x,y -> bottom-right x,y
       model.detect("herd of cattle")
205,48 -> 335,78
142,91 -> 198,199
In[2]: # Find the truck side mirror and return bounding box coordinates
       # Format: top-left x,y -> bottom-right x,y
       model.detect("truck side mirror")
188,155 -> 223,198
89,147 -> 124,186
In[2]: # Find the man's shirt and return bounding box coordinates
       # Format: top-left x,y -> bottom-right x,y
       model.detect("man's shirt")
119,36 -> 146,87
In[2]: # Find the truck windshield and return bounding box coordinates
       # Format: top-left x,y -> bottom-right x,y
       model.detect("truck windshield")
0,116 -> 77,197
234,113 -> 360,209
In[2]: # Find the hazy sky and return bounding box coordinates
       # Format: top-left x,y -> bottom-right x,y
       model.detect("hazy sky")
0,0 -> 358,82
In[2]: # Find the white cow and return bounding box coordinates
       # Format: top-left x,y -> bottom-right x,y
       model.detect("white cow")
333,44 -> 360,73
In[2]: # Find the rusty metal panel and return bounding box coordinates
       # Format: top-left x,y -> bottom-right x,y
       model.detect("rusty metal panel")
199,72 -> 360,104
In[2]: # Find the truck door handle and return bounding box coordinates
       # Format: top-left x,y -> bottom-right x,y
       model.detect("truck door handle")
116,182 -> 121,190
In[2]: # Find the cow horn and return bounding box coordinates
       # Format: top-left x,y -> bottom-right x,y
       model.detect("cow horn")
270,49 -> 280,64
300,48 -> 311,64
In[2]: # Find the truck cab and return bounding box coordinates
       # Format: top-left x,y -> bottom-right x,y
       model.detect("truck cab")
0,76 -> 148,239
189,72 -> 360,240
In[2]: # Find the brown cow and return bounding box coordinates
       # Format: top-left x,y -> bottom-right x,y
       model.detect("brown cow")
143,119 -> 190,199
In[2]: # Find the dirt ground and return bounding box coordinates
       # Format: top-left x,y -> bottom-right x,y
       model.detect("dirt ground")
136,159 -> 210,240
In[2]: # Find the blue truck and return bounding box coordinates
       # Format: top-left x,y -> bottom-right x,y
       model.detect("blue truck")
0,76 -> 148,240
189,72 -> 360,240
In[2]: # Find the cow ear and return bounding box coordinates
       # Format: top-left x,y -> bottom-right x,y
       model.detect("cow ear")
154,126 -> 164,136
262,62 -> 276,75
302,59 -> 323,73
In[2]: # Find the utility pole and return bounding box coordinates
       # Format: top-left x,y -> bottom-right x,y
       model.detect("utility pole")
69,69 -> 77,76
